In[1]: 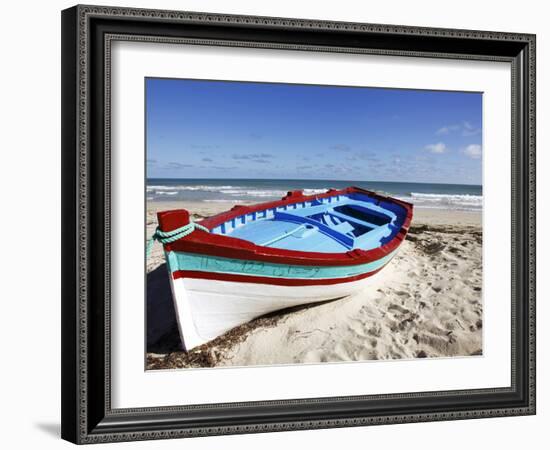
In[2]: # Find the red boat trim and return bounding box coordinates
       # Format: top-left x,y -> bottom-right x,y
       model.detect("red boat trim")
172,266 -> 385,286
158,186 -> 413,267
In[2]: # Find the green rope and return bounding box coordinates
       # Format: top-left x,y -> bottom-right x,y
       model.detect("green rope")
146,222 -> 209,257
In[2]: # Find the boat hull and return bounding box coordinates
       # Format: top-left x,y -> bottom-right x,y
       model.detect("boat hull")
169,269 -> 387,351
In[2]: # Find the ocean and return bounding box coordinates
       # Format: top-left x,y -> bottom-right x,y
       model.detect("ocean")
146,179 -> 482,211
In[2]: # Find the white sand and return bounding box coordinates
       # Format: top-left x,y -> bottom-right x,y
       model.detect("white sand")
146,201 -> 482,369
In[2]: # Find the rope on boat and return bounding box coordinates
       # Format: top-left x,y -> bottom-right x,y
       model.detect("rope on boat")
146,222 -> 210,257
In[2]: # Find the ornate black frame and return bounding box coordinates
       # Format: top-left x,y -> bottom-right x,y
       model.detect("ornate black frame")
61,4 -> 536,444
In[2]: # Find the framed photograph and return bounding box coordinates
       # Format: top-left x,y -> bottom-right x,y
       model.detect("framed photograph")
61,5 -> 536,444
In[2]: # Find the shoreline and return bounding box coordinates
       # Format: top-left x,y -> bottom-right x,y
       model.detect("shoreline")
146,200 -> 482,369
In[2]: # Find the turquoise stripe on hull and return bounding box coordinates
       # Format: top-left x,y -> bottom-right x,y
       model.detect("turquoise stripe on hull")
166,250 -> 397,280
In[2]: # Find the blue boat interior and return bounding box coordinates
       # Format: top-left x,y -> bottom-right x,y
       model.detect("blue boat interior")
211,192 -> 408,253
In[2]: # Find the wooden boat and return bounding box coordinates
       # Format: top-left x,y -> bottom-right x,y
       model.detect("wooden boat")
154,187 -> 413,350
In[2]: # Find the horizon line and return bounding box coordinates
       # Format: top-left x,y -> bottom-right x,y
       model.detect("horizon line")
145,177 -> 482,187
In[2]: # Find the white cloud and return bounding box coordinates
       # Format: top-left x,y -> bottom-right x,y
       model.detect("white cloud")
463,144 -> 482,159
462,121 -> 481,137
436,121 -> 481,137
425,142 -> 447,154
436,125 -> 460,135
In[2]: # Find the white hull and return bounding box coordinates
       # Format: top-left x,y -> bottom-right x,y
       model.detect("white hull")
169,276 -> 374,350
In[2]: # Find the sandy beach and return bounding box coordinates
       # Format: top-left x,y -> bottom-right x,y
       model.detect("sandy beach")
146,201 -> 482,369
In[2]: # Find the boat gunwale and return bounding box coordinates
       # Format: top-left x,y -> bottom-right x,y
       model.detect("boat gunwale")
171,264 -> 387,286
157,187 -> 413,267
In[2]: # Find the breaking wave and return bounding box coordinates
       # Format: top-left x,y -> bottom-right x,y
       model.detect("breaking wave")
146,185 -> 328,200
146,182 -> 481,211
398,192 -> 483,211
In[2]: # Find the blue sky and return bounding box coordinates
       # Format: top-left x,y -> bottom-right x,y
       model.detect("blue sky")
146,78 -> 482,185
